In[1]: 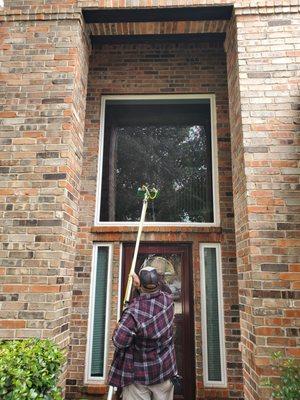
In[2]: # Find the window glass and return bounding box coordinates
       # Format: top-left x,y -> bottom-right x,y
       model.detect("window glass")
91,247 -> 109,377
100,99 -> 213,223
204,247 -> 222,382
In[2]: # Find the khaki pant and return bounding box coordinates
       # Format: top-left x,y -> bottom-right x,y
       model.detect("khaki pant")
122,379 -> 174,400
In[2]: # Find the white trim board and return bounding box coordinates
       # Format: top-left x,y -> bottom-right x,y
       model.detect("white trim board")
200,243 -> 227,388
85,243 -> 113,384
117,243 -> 123,321
94,94 -> 220,227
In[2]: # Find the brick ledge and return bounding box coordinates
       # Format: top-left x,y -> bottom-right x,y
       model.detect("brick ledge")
84,384 -> 108,395
91,225 -> 222,234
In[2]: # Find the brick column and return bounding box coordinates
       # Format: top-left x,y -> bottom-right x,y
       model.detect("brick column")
226,7 -> 300,400
0,10 -> 89,352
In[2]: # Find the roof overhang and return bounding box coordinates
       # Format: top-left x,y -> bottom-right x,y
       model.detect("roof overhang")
83,5 -> 233,46
83,6 -> 233,24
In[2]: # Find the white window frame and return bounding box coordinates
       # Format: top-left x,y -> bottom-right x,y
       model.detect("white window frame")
94,94 -> 220,227
85,243 -> 113,384
117,243 -> 123,321
200,243 -> 227,387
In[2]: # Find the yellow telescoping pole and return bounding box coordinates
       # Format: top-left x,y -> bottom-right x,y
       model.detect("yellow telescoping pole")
123,185 -> 158,305
107,185 -> 158,400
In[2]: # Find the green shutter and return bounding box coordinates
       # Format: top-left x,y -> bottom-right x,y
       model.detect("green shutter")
91,247 -> 109,377
204,247 -> 222,382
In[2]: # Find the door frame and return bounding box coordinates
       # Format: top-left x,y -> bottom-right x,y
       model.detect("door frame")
122,242 -> 195,400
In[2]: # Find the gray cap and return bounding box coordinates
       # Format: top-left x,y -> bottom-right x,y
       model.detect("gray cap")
139,266 -> 159,290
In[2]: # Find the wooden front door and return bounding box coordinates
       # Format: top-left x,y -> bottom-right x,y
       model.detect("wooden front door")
122,243 -> 195,400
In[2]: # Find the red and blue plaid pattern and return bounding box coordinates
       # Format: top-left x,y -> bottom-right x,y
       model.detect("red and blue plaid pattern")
108,290 -> 177,388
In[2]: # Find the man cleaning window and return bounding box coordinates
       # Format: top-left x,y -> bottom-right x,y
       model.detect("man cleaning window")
108,266 -> 177,400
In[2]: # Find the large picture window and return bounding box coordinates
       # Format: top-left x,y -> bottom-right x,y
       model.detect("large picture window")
96,95 -> 219,225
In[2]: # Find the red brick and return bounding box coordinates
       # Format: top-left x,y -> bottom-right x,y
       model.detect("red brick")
255,327 -> 284,336
3,285 -> 29,293
285,310 -> 300,318
290,264 -> 300,272
279,273 -> 300,281
0,320 -> 26,329
286,348 -> 300,358
31,285 -> 61,293
0,111 -> 17,117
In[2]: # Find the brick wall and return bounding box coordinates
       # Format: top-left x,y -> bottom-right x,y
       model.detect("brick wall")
1,2 -> 299,400
3,0 -> 300,17
0,10 -> 89,381
67,39 -> 243,399
225,15 -> 250,400
79,0 -> 298,13
226,11 -> 300,400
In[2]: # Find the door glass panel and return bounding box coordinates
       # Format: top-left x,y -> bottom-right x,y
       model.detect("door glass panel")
140,254 -> 182,314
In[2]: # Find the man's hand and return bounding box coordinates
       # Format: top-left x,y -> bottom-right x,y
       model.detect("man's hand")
132,272 -> 140,288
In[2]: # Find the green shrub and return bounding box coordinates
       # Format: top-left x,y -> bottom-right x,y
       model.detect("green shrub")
0,338 -> 65,400
263,352 -> 300,400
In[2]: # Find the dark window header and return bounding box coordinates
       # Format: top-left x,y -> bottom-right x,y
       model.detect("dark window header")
83,6 -> 233,24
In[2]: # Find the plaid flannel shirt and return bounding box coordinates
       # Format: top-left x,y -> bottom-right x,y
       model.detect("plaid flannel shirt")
107,290 -> 177,388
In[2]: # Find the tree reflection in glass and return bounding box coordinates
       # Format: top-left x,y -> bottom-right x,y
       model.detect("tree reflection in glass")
100,101 -> 213,223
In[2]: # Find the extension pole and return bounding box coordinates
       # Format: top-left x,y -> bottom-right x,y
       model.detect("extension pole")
123,195 -> 148,306
107,186 -> 158,400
